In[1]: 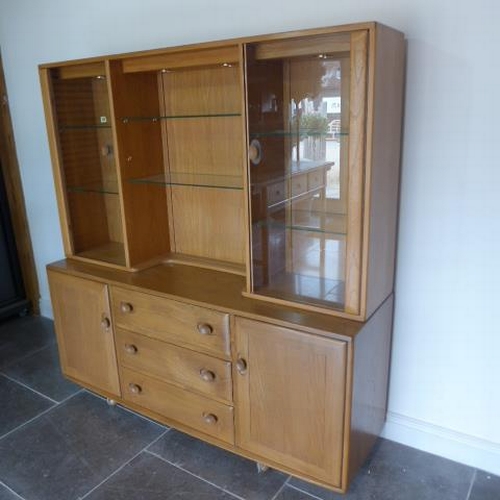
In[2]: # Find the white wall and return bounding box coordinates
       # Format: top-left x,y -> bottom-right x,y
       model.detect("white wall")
1,0 -> 498,476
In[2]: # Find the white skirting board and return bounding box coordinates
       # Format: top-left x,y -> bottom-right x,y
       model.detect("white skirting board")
382,411 -> 500,476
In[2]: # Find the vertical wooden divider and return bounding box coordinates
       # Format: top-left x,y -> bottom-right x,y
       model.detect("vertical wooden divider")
344,31 -> 368,316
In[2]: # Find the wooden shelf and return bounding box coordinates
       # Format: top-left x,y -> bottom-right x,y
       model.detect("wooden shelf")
75,242 -> 126,266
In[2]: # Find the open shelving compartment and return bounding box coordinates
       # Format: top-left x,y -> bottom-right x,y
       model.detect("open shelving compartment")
45,62 -> 128,267
111,45 -> 247,275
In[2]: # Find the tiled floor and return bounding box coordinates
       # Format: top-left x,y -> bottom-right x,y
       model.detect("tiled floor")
0,315 -> 498,500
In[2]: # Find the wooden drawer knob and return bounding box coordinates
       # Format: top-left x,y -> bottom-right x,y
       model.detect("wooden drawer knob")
124,344 -> 138,355
120,302 -> 133,314
202,412 -> 218,425
100,317 -> 111,330
128,383 -> 142,395
236,357 -> 247,375
199,368 -> 216,382
197,323 -> 213,335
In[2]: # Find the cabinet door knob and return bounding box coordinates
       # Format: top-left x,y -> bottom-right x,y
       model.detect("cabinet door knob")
128,383 -> 142,395
101,317 -> 111,330
202,412 -> 218,425
197,323 -> 213,335
120,302 -> 133,313
199,368 -> 216,382
124,344 -> 138,355
236,357 -> 247,375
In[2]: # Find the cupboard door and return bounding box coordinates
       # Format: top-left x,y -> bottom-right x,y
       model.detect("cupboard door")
234,317 -> 347,487
48,271 -> 120,396
40,64 -> 127,267
245,31 -> 368,316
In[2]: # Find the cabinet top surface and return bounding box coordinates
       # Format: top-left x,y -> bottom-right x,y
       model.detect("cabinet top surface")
47,259 -> 364,340
38,21 -> 402,68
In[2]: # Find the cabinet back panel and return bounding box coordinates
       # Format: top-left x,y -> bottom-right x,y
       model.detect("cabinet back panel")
171,186 -> 245,265
162,65 -> 241,116
166,117 -> 243,177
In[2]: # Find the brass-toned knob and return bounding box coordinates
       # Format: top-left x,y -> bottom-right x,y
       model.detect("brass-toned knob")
124,344 -> 138,355
199,368 -> 216,382
128,383 -> 142,395
120,302 -> 133,314
101,317 -> 111,330
197,323 -> 213,335
236,357 -> 247,375
202,412 -> 218,425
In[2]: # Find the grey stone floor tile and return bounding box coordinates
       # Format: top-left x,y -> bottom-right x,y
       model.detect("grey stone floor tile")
85,452 -> 237,500
275,485 -> 318,499
469,470 -> 500,500
0,482 -> 23,500
0,391 -> 165,500
148,429 -> 288,500
285,479 -> 338,500
290,439 -> 475,500
0,316 -> 56,369
2,343 -> 79,402
0,374 -> 54,437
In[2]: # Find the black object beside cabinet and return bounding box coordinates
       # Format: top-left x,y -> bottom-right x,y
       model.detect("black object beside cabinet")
0,161 -> 29,319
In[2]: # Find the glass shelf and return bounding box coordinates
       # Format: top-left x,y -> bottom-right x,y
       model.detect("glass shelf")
67,183 -> 119,195
129,172 -> 243,190
59,123 -> 111,132
59,124 -> 112,131
254,215 -> 346,237
250,130 -> 349,138
121,112 -> 241,123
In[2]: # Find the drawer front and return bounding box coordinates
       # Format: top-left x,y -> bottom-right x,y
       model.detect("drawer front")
266,181 -> 286,206
111,287 -> 230,357
291,174 -> 307,197
308,169 -> 325,191
121,367 -> 234,444
116,329 -> 232,403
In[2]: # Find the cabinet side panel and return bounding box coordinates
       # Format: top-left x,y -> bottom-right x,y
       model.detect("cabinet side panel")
365,27 -> 405,317
346,294 -> 393,485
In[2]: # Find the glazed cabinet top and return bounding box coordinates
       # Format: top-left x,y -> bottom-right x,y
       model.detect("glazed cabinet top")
40,22 -> 405,321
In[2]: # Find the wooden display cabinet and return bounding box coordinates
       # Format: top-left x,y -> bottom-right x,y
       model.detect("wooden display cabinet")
41,22 -> 405,493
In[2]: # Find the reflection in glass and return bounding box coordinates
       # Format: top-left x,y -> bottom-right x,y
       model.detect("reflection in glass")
247,44 -> 350,309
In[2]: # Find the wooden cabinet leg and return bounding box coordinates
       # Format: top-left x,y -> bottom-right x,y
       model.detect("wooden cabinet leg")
256,462 -> 269,474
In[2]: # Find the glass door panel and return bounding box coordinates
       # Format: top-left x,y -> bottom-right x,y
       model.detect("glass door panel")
246,35 -> 353,310
51,71 -> 125,266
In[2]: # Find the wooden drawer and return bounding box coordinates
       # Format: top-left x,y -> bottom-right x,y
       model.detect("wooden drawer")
308,169 -> 325,191
291,174 -> 307,197
266,180 -> 286,206
121,367 -> 234,444
116,329 -> 232,403
111,287 -> 230,357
